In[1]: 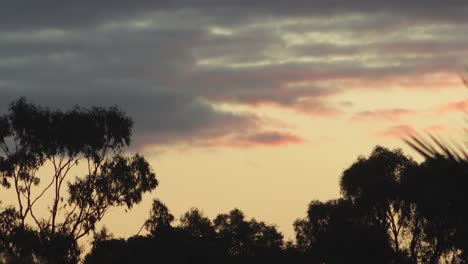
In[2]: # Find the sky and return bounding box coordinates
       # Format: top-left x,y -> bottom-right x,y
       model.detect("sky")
0,1 -> 467,243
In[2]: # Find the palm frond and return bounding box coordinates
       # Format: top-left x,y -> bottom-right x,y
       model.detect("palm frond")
405,77 -> 467,162
404,134 -> 467,162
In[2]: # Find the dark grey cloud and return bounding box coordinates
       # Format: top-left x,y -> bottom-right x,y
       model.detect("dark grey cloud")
2,1 -> 468,31
0,90 -> 261,149
0,18 -> 261,148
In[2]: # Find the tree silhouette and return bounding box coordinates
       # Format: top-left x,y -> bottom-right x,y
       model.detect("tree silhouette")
293,146 -> 468,263
0,98 -> 158,262
83,238 -> 127,264
85,206 -> 286,263
294,199 -> 395,264
214,208 -> 284,257
214,209 -> 252,256
0,205 -> 41,263
401,155 -> 468,263
180,208 -> 216,240
340,146 -> 418,259
144,199 -> 174,237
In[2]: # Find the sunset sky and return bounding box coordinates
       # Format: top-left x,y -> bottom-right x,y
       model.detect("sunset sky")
0,1 -> 467,244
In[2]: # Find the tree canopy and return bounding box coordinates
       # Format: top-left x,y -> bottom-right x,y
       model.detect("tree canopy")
0,98 -> 158,262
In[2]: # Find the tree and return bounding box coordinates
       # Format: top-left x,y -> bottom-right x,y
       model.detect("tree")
214,208 -> 284,256
294,146 -> 440,263
340,146 -> 418,259
83,238 -> 128,264
0,98 -> 158,262
144,199 -> 174,236
248,219 -> 284,256
0,204 -> 40,263
401,155 -> 467,263
180,208 -> 216,239
214,209 -> 254,256
294,199 -> 395,264
86,203 -> 288,262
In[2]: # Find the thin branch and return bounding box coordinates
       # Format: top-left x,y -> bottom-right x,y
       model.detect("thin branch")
13,169 -> 24,225
136,221 -> 146,236
30,174 -> 56,207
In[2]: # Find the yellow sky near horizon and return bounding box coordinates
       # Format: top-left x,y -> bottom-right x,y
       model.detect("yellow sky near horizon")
0,78 -> 465,252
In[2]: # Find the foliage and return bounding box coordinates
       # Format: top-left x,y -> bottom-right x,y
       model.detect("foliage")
143,199 -> 174,236
295,145 -> 468,263
214,209 -> 284,256
85,205 -> 284,263
294,199 -> 395,264
0,98 -> 158,262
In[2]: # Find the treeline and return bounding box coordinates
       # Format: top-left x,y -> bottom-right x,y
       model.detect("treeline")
85,206 -> 286,263
0,98 -> 467,263
84,146 -> 468,264
293,146 -> 468,264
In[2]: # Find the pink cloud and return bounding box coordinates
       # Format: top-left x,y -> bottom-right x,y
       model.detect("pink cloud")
192,65 -> 463,119
230,131 -> 306,148
425,124 -> 449,133
437,99 -> 468,114
376,125 -> 416,138
294,98 -> 343,117
352,108 -> 417,122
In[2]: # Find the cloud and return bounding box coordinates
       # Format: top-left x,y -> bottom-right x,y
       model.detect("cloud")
376,125 -> 416,138
437,99 -> 468,114
230,131 -> 306,148
425,124 -> 450,133
2,1 -> 468,31
352,108 -> 417,122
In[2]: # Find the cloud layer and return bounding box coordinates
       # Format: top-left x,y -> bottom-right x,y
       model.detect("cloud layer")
0,2 -> 467,148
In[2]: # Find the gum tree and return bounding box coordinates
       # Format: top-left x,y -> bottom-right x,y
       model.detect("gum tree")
0,98 -> 158,261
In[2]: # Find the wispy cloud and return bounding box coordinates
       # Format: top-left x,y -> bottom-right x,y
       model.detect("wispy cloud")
425,124 -> 450,133
352,108 -> 418,122
376,125 -> 416,138
231,131 -> 306,148
437,99 -> 468,114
